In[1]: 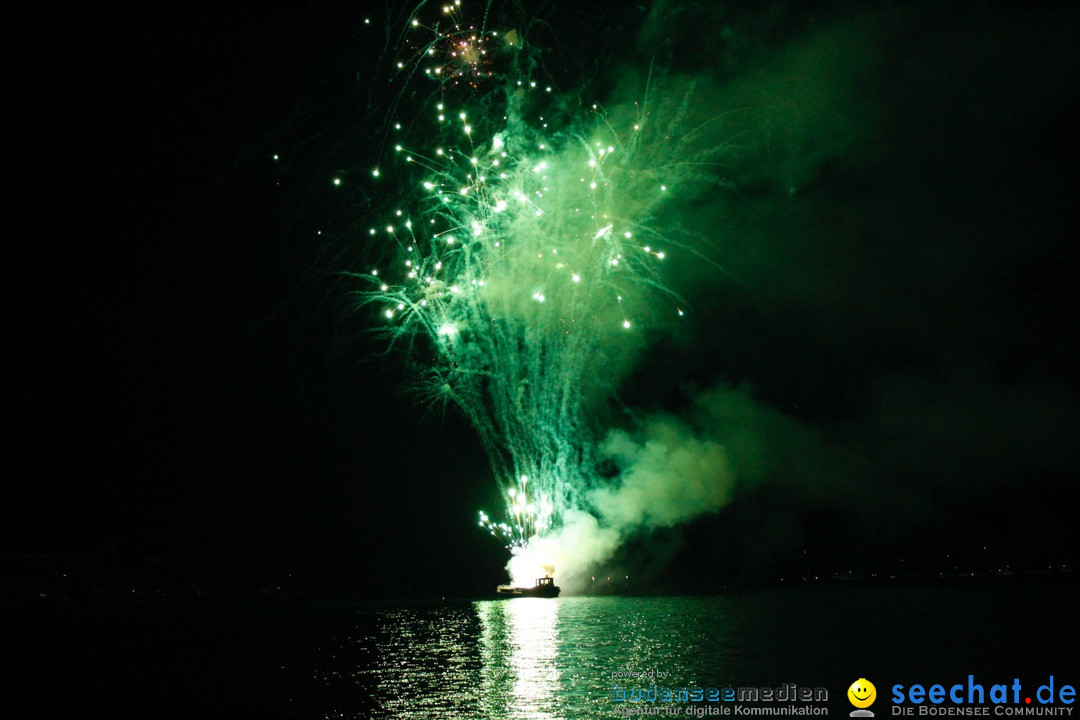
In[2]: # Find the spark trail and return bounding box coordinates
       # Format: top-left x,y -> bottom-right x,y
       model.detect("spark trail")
355,2 -> 734,586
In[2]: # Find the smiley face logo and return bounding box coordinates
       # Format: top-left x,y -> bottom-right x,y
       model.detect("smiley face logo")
848,679 -> 877,709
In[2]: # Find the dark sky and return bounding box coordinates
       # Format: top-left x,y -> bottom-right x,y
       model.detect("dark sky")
8,1 -> 1080,596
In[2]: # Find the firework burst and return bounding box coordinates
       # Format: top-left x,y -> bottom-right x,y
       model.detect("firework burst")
354,1 -> 734,582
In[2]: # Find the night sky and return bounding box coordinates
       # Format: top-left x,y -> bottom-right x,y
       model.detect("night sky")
8,1 -> 1080,598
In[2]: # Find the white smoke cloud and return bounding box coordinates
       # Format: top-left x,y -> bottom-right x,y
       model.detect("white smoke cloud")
509,386 -> 790,592
592,418 -> 735,529
507,508 -> 620,590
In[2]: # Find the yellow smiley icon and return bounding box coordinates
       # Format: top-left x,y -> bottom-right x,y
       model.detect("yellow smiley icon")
848,679 -> 877,708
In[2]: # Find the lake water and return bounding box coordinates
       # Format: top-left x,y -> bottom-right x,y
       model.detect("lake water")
9,584 -> 1077,718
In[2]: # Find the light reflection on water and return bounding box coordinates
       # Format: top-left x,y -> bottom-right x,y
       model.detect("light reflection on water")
307,596 -> 742,719
479,599 -> 561,719
300,587 -> 1076,719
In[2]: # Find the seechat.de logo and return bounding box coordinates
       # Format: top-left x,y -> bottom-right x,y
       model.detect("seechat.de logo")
850,679 -> 878,718
891,675 -> 1076,715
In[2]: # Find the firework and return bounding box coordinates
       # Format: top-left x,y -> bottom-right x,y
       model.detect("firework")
478,474 -> 553,549
355,2 -> 732,583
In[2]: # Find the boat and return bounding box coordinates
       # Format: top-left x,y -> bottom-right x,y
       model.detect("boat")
496,576 -> 561,598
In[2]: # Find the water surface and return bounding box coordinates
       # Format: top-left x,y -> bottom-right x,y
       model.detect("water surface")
293,586 -> 1077,718
11,585 -> 1077,718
